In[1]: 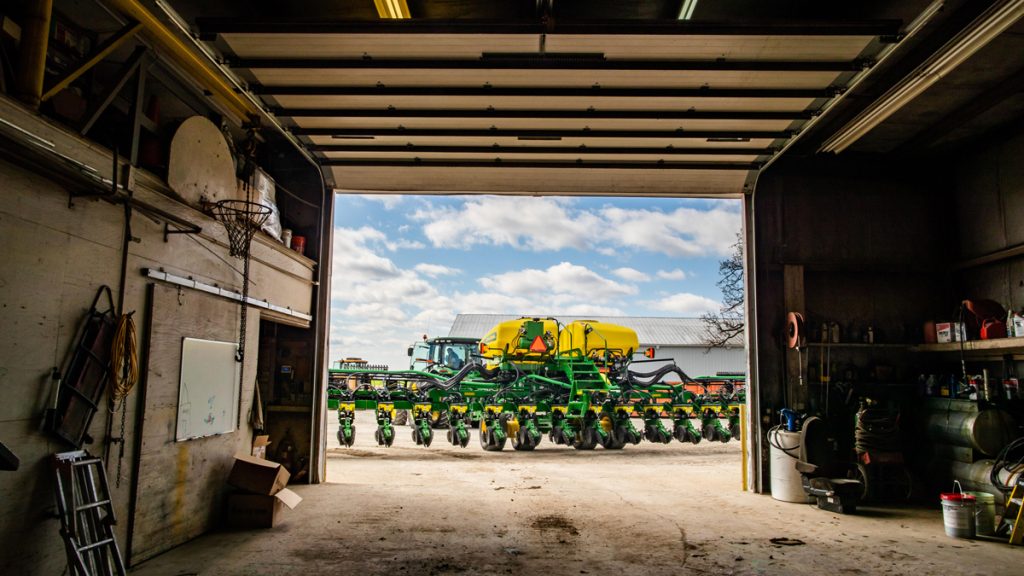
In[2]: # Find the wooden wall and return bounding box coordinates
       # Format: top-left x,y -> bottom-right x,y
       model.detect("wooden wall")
749,155 -> 952,491
0,95 -> 315,573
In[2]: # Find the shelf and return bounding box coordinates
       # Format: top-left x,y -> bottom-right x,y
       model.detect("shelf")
911,336 -> 1024,354
805,342 -> 908,349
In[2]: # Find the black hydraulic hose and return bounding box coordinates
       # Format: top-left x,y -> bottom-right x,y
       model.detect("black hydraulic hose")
628,364 -> 698,386
419,360 -> 485,392
990,436 -> 1024,494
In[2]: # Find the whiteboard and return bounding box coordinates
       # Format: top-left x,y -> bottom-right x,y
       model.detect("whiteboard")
176,338 -> 240,441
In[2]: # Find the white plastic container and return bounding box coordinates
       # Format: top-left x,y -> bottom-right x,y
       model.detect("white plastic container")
769,428 -> 813,503
964,491 -> 996,536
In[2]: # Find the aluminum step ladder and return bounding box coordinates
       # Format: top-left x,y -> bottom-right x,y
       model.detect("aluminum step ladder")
53,451 -> 126,576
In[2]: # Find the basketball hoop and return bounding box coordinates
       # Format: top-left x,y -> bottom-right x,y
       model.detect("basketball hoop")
210,200 -> 272,259
211,199 -> 272,363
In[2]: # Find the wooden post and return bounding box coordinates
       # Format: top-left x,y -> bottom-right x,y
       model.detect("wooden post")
783,264 -> 806,411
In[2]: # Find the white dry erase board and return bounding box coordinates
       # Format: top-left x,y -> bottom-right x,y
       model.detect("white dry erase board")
176,338 -> 240,441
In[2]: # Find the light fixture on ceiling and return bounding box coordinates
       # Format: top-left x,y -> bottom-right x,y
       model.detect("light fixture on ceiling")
820,0 -> 1024,154
678,0 -> 699,20
374,0 -> 410,19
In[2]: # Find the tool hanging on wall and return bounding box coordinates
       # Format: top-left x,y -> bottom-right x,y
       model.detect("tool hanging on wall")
107,312 -> 137,488
786,312 -> 806,388
48,286 -> 117,448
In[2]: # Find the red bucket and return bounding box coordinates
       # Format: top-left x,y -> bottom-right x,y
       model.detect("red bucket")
291,235 -> 306,256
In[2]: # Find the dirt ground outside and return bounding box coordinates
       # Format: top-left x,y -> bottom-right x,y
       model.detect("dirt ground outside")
129,411 -> 1021,575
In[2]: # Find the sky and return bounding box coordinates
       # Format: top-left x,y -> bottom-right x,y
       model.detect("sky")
329,195 -> 742,370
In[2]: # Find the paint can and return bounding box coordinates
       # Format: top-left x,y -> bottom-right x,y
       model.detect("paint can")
940,482 -> 976,539
291,235 -> 306,256
964,491 -> 996,536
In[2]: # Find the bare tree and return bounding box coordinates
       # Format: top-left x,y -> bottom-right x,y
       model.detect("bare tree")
702,233 -> 745,348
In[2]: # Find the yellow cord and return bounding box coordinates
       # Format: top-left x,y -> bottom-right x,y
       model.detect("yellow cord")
110,312 -> 138,408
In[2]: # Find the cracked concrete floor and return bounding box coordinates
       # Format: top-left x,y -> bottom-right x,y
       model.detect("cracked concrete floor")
130,412 -> 1022,575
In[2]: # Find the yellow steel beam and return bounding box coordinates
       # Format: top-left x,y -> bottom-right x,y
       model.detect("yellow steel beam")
14,0 -> 53,109
42,21 -> 144,102
373,0 -> 411,19
103,0 -> 254,119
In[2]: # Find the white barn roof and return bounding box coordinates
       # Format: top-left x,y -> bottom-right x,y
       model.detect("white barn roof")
447,314 -> 742,347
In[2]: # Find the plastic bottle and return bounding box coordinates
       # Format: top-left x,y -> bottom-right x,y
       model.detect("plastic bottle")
1008,305 -> 1015,338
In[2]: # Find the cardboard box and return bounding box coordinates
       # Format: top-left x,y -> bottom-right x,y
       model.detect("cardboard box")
936,322 -> 965,344
228,454 -> 289,495
226,488 -> 302,529
251,435 -> 271,459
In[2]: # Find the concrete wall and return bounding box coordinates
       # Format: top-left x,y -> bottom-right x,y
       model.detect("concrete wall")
0,96 -> 315,572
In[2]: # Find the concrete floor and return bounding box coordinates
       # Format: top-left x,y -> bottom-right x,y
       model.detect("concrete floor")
130,412 -> 1022,575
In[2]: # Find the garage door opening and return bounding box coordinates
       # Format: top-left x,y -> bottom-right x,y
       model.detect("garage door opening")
322,194 -> 749,503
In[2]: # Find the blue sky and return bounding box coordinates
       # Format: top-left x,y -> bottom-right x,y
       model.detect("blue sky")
330,195 -> 742,369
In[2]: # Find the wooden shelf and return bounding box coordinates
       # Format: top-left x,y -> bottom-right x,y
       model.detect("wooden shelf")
805,342 -> 908,349
911,336 -> 1024,353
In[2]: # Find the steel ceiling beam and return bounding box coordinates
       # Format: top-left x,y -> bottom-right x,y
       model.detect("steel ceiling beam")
322,159 -> 761,169
231,57 -> 866,72
293,127 -> 792,138
196,18 -> 901,38
280,108 -> 814,120
256,85 -> 836,98
310,144 -> 774,155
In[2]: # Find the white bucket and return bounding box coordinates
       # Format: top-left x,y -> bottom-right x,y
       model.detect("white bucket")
940,482 -> 976,539
964,491 -> 996,536
769,427 -> 813,503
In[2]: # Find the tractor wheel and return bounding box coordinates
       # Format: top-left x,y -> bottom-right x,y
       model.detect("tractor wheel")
393,410 -> 409,426
601,427 -> 625,450
479,423 -> 506,451
431,412 -> 450,429
619,425 -> 641,446
412,427 -> 422,445
337,429 -> 344,446
374,429 -> 384,446
573,427 -> 598,450
512,427 -> 537,451
730,422 -> 741,442
446,428 -> 454,444
422,428 -> 433,448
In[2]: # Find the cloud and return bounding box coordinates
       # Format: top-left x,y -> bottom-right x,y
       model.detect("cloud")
356,194 -> 403,210
384,238 -> 425,252
410,196 -> 740,258
656,269 -> 687,281
332,226 -> 400,283
645,292 -> 720,316
414,263 -> 461,278
412,197 -> 600,251
612,267 -> 650,282
479,262 -> 637,303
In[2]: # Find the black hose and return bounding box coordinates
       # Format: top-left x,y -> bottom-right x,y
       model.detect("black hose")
418,360 -> 484,392
990,436 -> 1024,494
627,364 -> 698,386
854,405 -> 901,454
